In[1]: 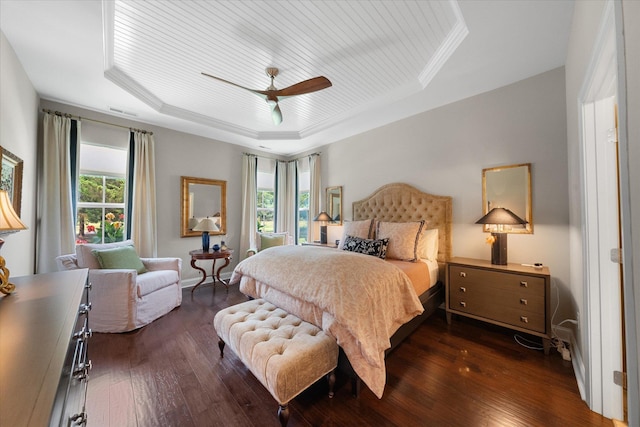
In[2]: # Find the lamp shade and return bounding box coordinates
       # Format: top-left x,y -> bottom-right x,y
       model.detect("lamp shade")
313,212 -> 332,223
192,217 -> 220,232
475,207 -> 527,226
188,217 -> 199,230
0,190 -> 27,232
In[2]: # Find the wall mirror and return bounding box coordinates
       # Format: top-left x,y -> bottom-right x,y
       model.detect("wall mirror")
482,163 -> 532,234
0,146 -> 24,217
326,186 -> 342,225
181,176 -> 227,237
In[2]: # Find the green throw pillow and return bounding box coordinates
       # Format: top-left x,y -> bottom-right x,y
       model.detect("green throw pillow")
260,234 -> 286,251
91,245 -> 147,274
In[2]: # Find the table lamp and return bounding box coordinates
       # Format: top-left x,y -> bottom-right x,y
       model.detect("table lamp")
475,207 -> 527,265
313,211 -> 332,244
0,190 -> 28,295
192,217 -> 219,252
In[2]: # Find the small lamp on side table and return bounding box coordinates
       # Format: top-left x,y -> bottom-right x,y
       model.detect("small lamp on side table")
192,217 -> 219,252
475,207 -> 527,265
313,211 -> 332,244
0,190 -> 28,295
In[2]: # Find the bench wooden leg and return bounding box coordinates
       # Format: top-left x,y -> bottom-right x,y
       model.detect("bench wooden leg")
218,339 -> 225,358
351,376 -> 361,397
278,404 -> 289,427
327,370 -> 336,398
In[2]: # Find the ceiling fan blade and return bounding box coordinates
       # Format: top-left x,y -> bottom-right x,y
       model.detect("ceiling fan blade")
275,76 -> 332,97
201,72 -> 269,99
271,103 -> 283,125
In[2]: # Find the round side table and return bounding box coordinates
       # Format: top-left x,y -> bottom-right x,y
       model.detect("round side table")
189,249 -> 234,292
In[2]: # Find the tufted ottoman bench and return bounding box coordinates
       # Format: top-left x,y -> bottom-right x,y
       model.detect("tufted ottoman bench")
213,299 -> 339,426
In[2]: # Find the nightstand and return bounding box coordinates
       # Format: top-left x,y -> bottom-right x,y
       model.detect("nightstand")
301,241 -> 338,249
446,257 -> 552,354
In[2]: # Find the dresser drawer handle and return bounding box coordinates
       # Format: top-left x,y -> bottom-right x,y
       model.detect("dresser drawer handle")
78,302 -> 92,315
459,272 -> 466,278
459,286 -> 466,293
520,281 -> 528,288
520,316 -> 529,324
520,298 -> 528,305
459,301 -> 466,308
70,411 -> 87,426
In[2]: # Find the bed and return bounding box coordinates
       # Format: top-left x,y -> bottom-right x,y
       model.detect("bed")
229,183 -> 452,398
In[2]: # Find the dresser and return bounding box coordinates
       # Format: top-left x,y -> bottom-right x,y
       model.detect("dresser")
446,257 -> 551,354
0,269 -> 91,426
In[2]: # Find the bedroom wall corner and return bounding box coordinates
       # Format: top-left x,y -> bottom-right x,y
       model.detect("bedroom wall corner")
322,67 -> 571,319
0,30 -> 39,276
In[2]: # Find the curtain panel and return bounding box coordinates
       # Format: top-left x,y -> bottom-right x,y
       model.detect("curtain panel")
37,113 -> 78,273
129,131 -> 157,257
308,154 -> 322,243
240,154 -> 258,258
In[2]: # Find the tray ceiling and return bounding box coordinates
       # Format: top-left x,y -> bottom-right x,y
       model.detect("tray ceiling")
0,1 -> 574,155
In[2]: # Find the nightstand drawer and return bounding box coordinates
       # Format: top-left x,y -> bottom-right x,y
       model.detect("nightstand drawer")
449,265 -> 545,298
449,287 -> 546,333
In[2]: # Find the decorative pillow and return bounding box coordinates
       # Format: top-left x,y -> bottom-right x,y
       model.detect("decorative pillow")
417,228 -> 439,260
337,219 -> 375,249
91,245 -> 147,274
341,235 -> 389,259
259,233 -> 287,251
376,221 -> 425,261
76,239 -> 135,269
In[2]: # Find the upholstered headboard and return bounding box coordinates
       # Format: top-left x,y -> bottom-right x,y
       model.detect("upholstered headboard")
352,183 -> 452,264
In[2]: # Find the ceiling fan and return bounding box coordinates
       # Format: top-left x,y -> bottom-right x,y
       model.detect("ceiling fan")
201,67 -> 332,125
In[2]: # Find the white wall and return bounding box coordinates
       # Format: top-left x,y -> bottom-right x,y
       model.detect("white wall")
0,30 -> 39,276
322,67 -> 572,317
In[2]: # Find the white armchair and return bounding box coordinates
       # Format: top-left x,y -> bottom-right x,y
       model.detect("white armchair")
246,231 -> 294,257
56,240 -> 182,333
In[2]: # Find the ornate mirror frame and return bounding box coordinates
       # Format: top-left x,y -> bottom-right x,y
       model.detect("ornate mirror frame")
326,186 -> 342,225
0,146 -> 24,217
482,163 -> 533,234
181,176 -> 227,237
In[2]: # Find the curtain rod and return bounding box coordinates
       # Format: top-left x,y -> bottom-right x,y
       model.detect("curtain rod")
242,152 -> 321,162
42,109 -> 153,135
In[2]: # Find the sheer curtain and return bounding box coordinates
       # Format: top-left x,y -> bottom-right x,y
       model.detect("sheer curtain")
275,160 -> 297,237
308,154 -> 322,242
128,131 -> 157,257
240,154 -> 258,258
37,113 -> 78,273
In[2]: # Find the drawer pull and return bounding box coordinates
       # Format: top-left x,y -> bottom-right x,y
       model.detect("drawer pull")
70,411 -> 87,426
78,302 -> 92,315
520,281 -> 528,288
520,316 -> 529,324
459,272 -> 466,278
459,286 -> 466,293
459,301 -> 466,308
520,298 -> 528,305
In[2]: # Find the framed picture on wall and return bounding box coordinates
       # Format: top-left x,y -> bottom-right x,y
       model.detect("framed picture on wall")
0,146 -> 24,216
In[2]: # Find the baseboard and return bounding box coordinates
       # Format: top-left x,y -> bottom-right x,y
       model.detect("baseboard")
555,325 -> 586,401
181,272 -> 232,289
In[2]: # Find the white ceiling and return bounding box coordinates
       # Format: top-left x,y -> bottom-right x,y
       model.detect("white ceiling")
0,0 -> 574,156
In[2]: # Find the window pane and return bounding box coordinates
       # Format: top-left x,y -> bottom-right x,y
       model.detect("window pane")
103,209 -> 125,243
79,175 -> 104,203
298,209 -> 308,243
105,177 -> 125,203
76,207 -> 103,244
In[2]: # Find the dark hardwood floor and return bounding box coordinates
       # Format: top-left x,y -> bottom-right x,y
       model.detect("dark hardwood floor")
87,285 -> 611,427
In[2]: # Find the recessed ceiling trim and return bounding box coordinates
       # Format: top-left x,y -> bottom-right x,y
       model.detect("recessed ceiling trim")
160,104 -> 260,139
418,0 -> 469,88
104,66 -> 164,110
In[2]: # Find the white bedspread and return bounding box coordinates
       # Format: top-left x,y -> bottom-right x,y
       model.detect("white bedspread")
229,245 -> 424,398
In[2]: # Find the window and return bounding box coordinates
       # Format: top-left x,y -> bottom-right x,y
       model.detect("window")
256,158 -> 275,233
76,142 -> 128,244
